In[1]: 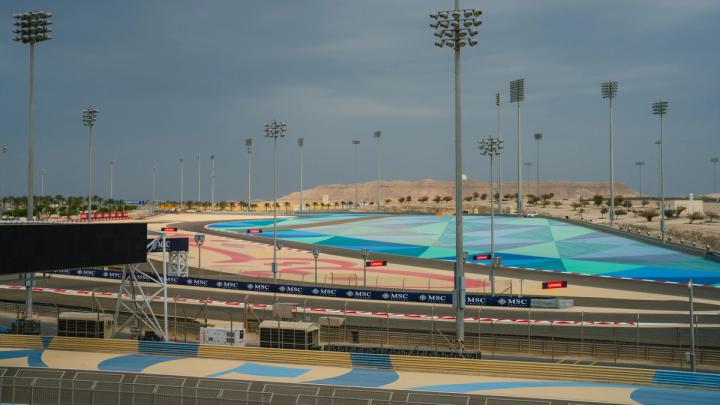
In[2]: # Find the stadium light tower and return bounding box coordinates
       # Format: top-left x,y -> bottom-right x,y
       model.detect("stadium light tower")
352,140 -> 360,207
533,133 -> 542,196
13,10 -> 52,222
374,130 -> 382,211
40,168 -> 45,196
264,120 -> 287,284
652,100 -> 669,242
509,79 -> 525,212
496,93 -> 503,213
430,1 -> 482,351
601,81 -> 619,224
0,147 -> 7,217
478,137 -> 503,295
109,160 -> 115,200
179,157 -> 184,211
152,164 -> 157,216
210,154 -> 215,211
711,157 -> 719,194
245,138 -> 252,211
298,137 -> 304,211
635,161 -> 645,197
196,152 -> 201,203
82,107 -> 99,222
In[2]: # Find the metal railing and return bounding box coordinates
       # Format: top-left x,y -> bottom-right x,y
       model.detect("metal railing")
0,367 -> 616,405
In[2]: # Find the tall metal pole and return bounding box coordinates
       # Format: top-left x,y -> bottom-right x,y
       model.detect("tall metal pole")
374,130 -> 382,211
210,154 -> 215,211
516,100 -> 522,212
534,133 -> 542,197
272,137 -> 278,283
653,100 -> 668,242
88,124 -> 93,220
265,121 -> 286,284
510,79 -> 525,213
431,1 -> 482,351
496,93 -> 502,213
14,11 -> 52,322
197,152 -> 201,203
352,140 -> 360,207
179,158 -> 184,211
689,279 -> 697,372
109,161 -> 114,200
636,162 -> 644,198
246,138 -> 252,212
0,147 -> 7,218
711,158 -> 719,194
152,164 -> 157,216
40,169 -> 45,196
479,138 -> 503,296
298,138 -> 304,212
452,0 -> 465,348
660,114 -> 665,241
83,107 -> 98,222
27,43 -> 36,221
602,81 -> 618,224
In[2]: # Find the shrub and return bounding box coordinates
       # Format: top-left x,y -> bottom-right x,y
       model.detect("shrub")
688,212 -> 705,224
639,209 -> 658,222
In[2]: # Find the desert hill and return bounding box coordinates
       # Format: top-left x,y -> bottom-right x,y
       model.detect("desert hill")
278,178 -> 637,205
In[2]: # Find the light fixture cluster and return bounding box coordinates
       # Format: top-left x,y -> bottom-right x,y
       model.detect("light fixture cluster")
12,11 -> 52,44
82,107 -> 99,127
264,120 -> 287,138
297,137 -> 304,147
601,80 -> 618,99
430,9 -> 482,48
509,79 -> 525,103
652,100 -> 669,116
478,137 -> 503,156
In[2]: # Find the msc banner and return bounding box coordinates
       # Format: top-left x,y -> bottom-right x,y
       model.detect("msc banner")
54,268 -> 533,307
146,237 -> 190,253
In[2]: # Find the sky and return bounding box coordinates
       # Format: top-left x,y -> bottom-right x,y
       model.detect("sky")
0,0 -> 718,202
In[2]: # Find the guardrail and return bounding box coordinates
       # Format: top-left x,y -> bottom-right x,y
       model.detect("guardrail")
0,335 -> 718,391
0,366 -> 618,405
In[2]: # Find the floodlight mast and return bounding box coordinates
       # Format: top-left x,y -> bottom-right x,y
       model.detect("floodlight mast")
352,140 -> 360,207
478,137 -> 503,295
374,130 -> 382,211
496,92 -> 503,213
533,133 -> 542,197
298,137 -> 304,212
509,79 -> 525,213
652,100 -> 668,242
430,1 -> 482,352
711,157 -> 719,194
264,120 -> 287,284
601,81 -> 619,225
13,10 -> 52,223
245,138 -> 252,212
635,161 -> 645,197
83,107 -> 99,223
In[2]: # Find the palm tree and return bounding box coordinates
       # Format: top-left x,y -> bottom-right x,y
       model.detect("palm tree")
284,201 -> 290,213
264,202 -> 270,212
312,202 -> 318,210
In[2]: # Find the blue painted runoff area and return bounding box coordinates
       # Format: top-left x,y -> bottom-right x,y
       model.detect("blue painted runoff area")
309,368 -> 399,388
208,362 -> 309,378
653,369 -> 720,389
0,349 -> 46,368
98,354 -> 176,372
631,386 -> 720,405
40,336 -> 54,348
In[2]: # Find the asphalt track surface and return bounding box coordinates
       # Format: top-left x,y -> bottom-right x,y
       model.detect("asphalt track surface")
175,219 -> 720,301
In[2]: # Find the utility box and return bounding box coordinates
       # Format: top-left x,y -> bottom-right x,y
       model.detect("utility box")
200,326 -> 245,346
